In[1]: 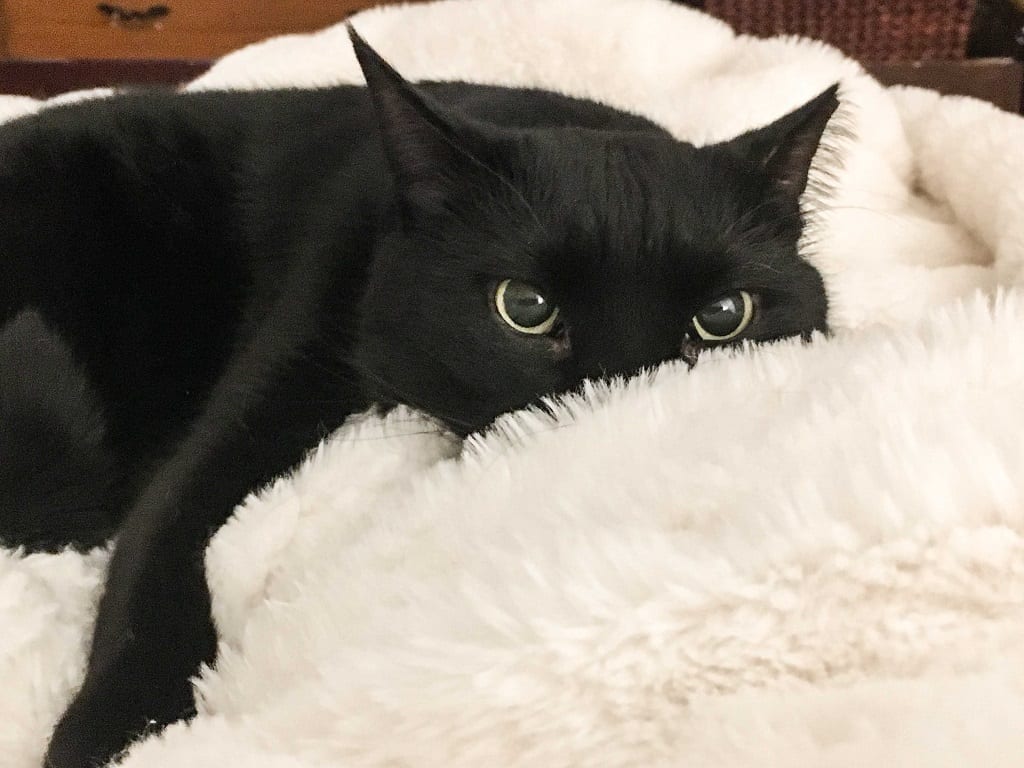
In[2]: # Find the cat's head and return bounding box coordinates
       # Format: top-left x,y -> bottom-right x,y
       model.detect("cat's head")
349,28 -> 837,437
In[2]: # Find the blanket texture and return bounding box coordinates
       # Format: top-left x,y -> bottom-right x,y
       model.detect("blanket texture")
3,1 -> 1024,766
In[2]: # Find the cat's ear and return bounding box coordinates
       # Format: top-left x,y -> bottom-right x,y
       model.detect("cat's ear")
348,25 -> 475,214
726,84 -> 840,198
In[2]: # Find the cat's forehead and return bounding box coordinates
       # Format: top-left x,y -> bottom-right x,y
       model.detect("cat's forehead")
508,131 -> 771,266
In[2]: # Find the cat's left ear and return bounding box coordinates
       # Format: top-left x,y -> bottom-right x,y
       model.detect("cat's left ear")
348,25 -> 478,216
725,84 -> 840,198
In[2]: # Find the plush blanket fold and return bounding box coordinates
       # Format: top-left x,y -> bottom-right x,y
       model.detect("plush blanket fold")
2,1 -> 1024,766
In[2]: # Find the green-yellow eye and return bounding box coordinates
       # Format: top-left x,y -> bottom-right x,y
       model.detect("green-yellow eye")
692,290 -> 754,342
495,279 -> 559,335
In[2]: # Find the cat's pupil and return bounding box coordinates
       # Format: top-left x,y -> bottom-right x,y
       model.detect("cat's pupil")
506,287 -> 548,325
496,279 -> 558,333
699,297 -> 742,335
692,291 -> 753,341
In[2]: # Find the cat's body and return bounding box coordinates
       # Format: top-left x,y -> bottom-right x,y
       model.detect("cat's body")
0,31 -> 837,768
0,82 -> 658,549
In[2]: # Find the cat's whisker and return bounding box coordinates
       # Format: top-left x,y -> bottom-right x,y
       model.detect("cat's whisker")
810,203 -> 916,223
725,197 -> 921,246
345,427 -> 451,443
720,198 -> 782,240
347,361 -> 480,433
470,155 -> 547,233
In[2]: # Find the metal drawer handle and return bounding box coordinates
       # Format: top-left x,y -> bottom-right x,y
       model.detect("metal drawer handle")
96,4 -> 170,25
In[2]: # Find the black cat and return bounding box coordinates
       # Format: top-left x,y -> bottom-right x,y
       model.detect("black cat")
0,28 -> 836,768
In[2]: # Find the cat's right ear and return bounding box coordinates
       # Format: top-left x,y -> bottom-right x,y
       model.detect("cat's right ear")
348,25 -> 475,216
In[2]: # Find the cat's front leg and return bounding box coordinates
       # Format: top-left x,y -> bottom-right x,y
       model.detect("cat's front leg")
43,513 -> 215,767
43,328 -> 359,767
42,437 -> 261,768
44,426 -> 332,767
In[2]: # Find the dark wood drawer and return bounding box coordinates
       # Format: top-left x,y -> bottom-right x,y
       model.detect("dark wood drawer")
0,0 -> 411,59
867,58 -> 1023,114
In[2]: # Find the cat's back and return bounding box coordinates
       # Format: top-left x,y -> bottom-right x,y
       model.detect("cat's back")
0,80 -> 659,217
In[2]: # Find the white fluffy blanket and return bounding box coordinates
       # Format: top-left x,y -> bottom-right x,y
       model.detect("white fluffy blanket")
4,1 -> 1024,766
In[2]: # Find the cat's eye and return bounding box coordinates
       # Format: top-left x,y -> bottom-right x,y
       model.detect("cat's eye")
692,290 -> 754,342
495,279 -> 559,335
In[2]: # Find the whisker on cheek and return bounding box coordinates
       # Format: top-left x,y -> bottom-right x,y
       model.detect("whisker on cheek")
347,359 -> 482,433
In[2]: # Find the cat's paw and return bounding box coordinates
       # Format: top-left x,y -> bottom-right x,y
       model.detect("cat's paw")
44,644 -> 196,768
44,701 -> 128,768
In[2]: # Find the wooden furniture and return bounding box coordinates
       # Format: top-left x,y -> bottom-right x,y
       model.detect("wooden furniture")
869,58 -> 1023,113
703,0 -> 980,62
0,0 -> 1019,113
0,0 -> 412,59
0,0 -> 424,97
0,58 -> 209,95
692,0 -> 1024,113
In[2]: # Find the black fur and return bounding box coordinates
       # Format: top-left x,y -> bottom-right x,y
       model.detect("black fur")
0,310 -> 123,549
0,29 -> 838,768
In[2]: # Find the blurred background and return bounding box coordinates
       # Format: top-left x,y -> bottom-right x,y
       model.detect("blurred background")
0,0 -> 1019,111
